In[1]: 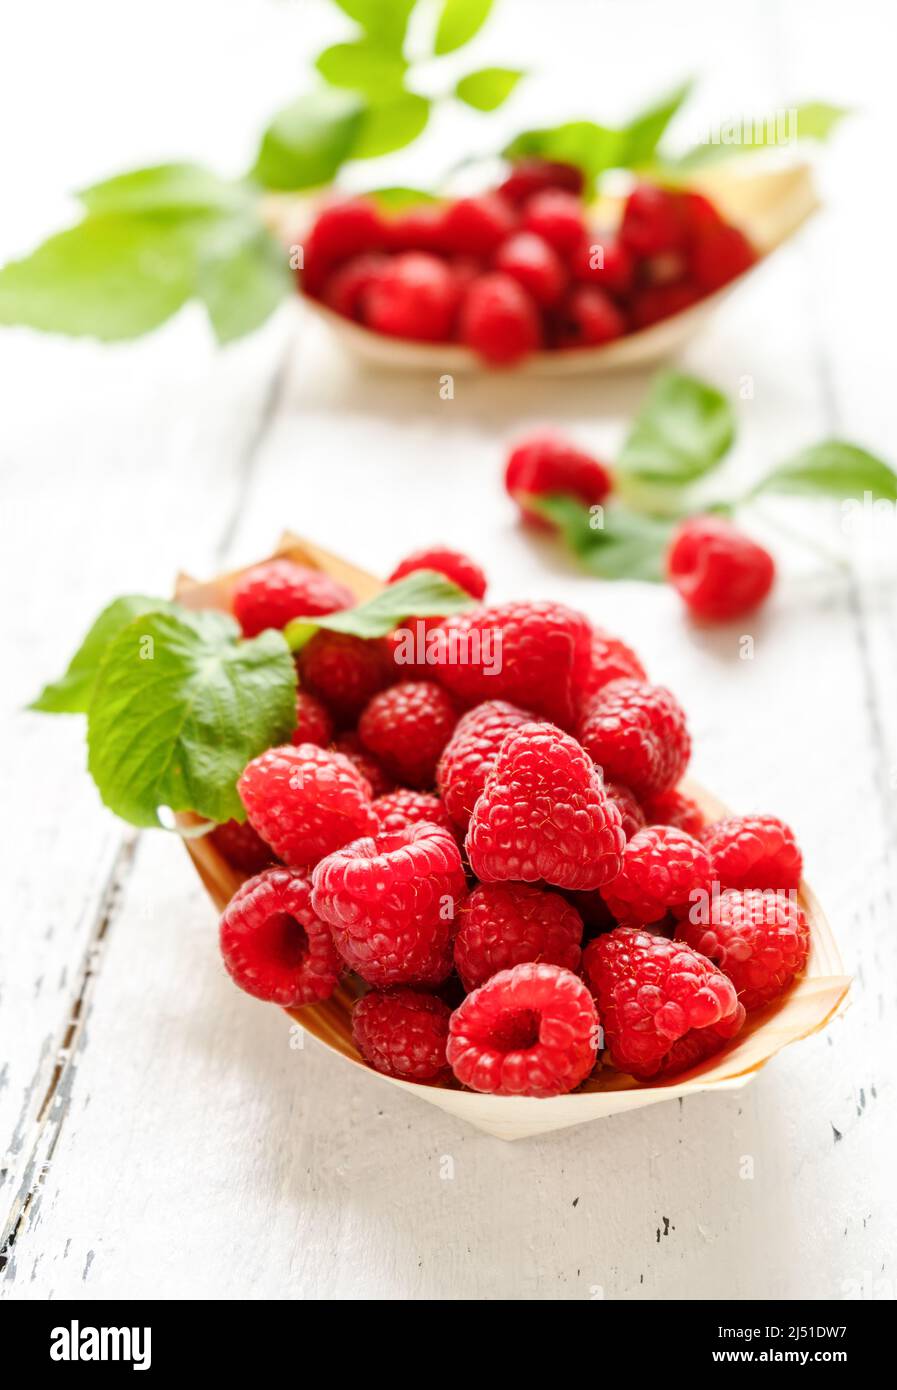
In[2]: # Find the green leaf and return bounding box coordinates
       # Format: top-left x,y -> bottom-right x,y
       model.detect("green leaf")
331,0 -> 417,50
434,0 -> 493,55
316,41 -> 408,96
79,163 -> 248,216
351,93 -> 430,159
618,80 -> 693,168
617,371 -> 735,486
674,101 -> 849,171
285,570 -> 476,649
752,441 -> 897,501
30,596 -> 172,713
251,88 -> 364,191
196,221 -> 291,344
455,67 -> 524,113
364,185 -> 439,211
87,609 -> 296,828
534,494 -> 672,582
503,121 -> 624,186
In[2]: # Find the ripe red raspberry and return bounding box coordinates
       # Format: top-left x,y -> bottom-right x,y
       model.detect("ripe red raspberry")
689,223 -> 756,293
436,599 -> 592,727
388,546 -> 487,599
442,194 -> 516,257
701,814 -> 803,891
447,962 -> 599,1096
311,823 -> 465,987
678,888 -> 810,1012
305,197 -> 386,266
330,732 -> 394,798
578,678 -> 690,799
493,231 -> 567,307
372,788 -> 455,837
466,722 -> 625,890
553,285 -> 626,348
505,432 -> 613,530
522,189 -> 586,254
219,866 -> 341,1007
352,988 -> 452,1081
297,631 -> 392,725
498,158 -> 584,205
458,273 -> 542,365
210,818 -> 278,875
582,928 -> 745,1079
667,516 -> 775,621
630,281 -> 701,329
291,689 -> 333,747
363,252 -> 459,341
321,252 -> 387,319
232,559 -> 354,637
453,882 -> 583,993
238,744 -> 377,870
605,780 -> 646,841
358,681 -> 458,789
387,616 -> 446,682
571,233 -> 634,295
436,699 -> 534,829
601,825 -> 713,926
620,183 -> 685,256
642,787 -> 705,837
576,627 -> 647,710
387,202 -> 449,254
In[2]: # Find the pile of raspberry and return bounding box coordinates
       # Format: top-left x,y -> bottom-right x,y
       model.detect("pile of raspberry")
216,546 -> 809,1097
298,160 -> 757,366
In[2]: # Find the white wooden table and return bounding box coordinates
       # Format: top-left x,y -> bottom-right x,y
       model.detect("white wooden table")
2,0 -> 895,1300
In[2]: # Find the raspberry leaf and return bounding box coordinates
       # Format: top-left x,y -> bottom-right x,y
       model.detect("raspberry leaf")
751,441 -> 897,502
616,370 -> 735,487
30,596 -> 174,714
78,163 -> 250,216
250,89 -> 365,190
331,0 -> 417,51
455,68 -> 525,113
433,0 -> 494,56
196,221 -> 292,345
365,185 -> 440,211
533,495 -> 673,582
284,570 -> 476,649
315,41 -> 409,96
352,93 -> 431,159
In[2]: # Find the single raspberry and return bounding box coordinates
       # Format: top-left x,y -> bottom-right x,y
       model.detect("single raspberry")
388,546 -> 487,599
620,183 -> 685,256
642,787 -> 705,837
678,888 -> 810,1012
291,689 -> 334,747
363,252 -> 459,341
453,882 -> 583,993
311,823 -> 465,987
321,252 -> 387,320
331,732 -> 394,798
600,825 -> 713,925
571,233 -> 634,295
553,285 -> 626,348
575,627 -> 647,710
238,744 -> 377,870
442,194 -> 516,257
458,273 -> 542,365
689,223 -> 757,293
578,678 -> 690,799
210,818 -> 278,876
667,516 -> 775,621
676,190 -> 726,241
630,281 -> 701,329
505,432 -> 613,531
232,559 -> 354,637
387,616 -> 447,682
522,189 -> 587,254
304,197 -> 386,267
582,928 -> 745,1080
466,722 -> 625,891
297,630 -> 393,725
219,866 -> 341,1007
352,988 -> 452,1081
372,788 -> 455,837
358,681 -> 458,789
701,814 -> 803,891
387,202 -> 450,254
498,159 -> 584,205
447,962 -> 599,1096
436,699 -> 535,829
436,599 -> 592,727
605,780 -> 646,841
493,231 -> 567,307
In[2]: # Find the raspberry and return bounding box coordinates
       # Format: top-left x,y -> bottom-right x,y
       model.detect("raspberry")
305,197 -> 386,266
575,627 -> 647,709
358,681 -> 458,789
689,223 -> 756,293
578,678 -> 690,799
498,159 -> 584,205
642,787 -> 705,837
436,599 -> 592,727
466,722 -> 625,891
701,814 -> 803,891
387,202 -> 449,254
321,252 -> 387,319
387,616 -> 446,682
553,285 -> 626,348
522,190 -> 586,254
447,962 -> 599,1096
442,194 -> 516,257
232,559 -> 354,637
620,183 -> 685,256
600,826 -> 713,926
678,888 -> 810,1012
210,818 -> 278,876
458,272 -> 542,365
363,252 -> 459,341
330,732 -> 394,798
291,689 -> 333,747
436,699 -> 534,829
454,882 -> 583,993
238,744 -> 377,870
372,788 -> 455,837
630,281 -> 701,329
571,233 -> 634,295
297,631 -> 392,725
493,231 -> 567,307
311,823 -> 465,987
219,866 -> 341,1007
352,988 -> 451,1081
388,546 -> 487,599
582,928 -> 745,1080
605,780 -> 646,841
505,432 -> 613,530
667,516 -> 775,621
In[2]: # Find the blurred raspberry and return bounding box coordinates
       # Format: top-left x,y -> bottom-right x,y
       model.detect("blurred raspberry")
571,233 -> 634,295
321,253 -> 387,319
621,184 -> 686,256
387,202 -> 450,254
553,285 -> 626,348
578,677 -> 690,799
454,882 -> 583,993
238,743 -> 377,870
493,231 -> 567,307
459,272 -> 542,365
601,825 -> 713,926
304,197 -> 386,267
436,699 -> 535,829
352,988 -> 452,1082
505,431 -> 612,530
330,732 -> 394,798
498,159 -> 584,205
678,887 -> 810,1011
522,189 -> 587,254
372,788 -> 455,837
364,252 -> 460,341
298,631 -> 393,726
442,194 -> 516,257
358,680 -> 458,789
291,689 -> 334,747
388,546 -> 487,599
232,559 -> 354,637
701,814 -> 803,891
642,787 -> 705,837
605,779 -> 647,841
667,515 -> 775,621
387,616 -> 447,682
576,627 -> 647,710
210,818 -> 278,876
219,866 -> 341,1007
689,223 -> 756,293
630,281 -> 701,329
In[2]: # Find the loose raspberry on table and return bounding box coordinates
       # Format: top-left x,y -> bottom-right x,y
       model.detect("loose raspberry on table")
642,787 -> 705,837
358,680 -> 458,789
575,627 -> 647,710
493,231 -> 567,308
388,546 -> 487,599
667,515 -> 775,621
238,744 -> 377,870
232,559 -> 354,637
601,825 -> 713,926
330,732 -> 394,798
453,882 -> 584,993
291,689 -> 334,747
297,630 -> 393,726
372,788 -> 455,838
219,866 -> 341,1007
312,823 -> 465,987
701,814 -> 803,891
605,780 -> 647,841
436,699 -> 535,829
578,677 -> 690,799
498,158 -> 584,205
352,988 -> 452,1082
447,962 -> 599,1096
678,888 -> 810,1012
458,272 -> 542,365
442,194 -> 516,257
620,184 -> 686,257
465,722 -> 625,891
553,285 -> 626,348
582,928 -> 745,1080
505,432 -> 613,531
210,818 -> 278,876
363,252 -> 460,342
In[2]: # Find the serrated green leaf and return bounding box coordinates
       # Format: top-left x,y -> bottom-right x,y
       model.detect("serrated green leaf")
674,101 -> 849,171
364,185 -> 439,211
455,67 -> 524,113
617,371 -> 735,486
619,80 -> 694,168
534,494 -> 671,581
434,0 -> 493,55
30,596 -> 172,713
196,221 -> 291,344
351,93 -> 430,159
79,163 -> 248,216
87,609 -> 296,827
316,41 -> 408,96
503,120 -> 624,185
752,441 -> 897,501
251,88 -> 364,191
285,570 -> 476,649
332,0 -> 417,50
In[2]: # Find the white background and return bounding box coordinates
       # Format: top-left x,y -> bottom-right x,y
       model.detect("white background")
1,0 -> 895,1300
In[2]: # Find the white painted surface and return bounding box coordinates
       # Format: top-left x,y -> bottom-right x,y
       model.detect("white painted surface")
1,0 -> 895,1300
